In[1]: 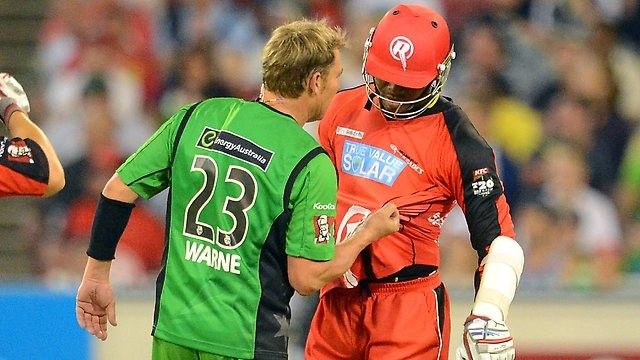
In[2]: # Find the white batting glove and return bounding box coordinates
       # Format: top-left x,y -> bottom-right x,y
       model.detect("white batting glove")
455,315 -> 515,360
0,73 -> 30,124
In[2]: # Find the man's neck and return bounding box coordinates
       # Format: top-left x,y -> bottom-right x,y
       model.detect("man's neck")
260,89 -> 309,126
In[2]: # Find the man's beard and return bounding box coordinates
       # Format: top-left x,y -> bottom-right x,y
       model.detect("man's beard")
380,99 -> 413,114
379,98 -> 429,119
377,85 -> 432,119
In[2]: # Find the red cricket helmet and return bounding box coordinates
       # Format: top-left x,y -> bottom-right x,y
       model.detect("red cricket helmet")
362,4 -> 455,118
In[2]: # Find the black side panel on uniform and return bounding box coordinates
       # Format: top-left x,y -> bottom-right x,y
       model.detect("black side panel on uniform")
441,100 -> 502,258
435,282 -> 446,334
253,210 -> 293,360
152,101 -> 201,333
253,146 -> 325,359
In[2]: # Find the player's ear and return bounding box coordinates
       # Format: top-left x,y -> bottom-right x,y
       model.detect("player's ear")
308,70 -> 322,95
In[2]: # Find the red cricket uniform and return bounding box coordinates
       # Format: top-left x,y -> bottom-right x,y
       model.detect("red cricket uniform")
0,137 -> 48,197
306,86 -> 515,360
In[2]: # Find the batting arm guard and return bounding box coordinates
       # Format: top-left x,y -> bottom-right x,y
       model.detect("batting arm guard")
472,236 -> 524,321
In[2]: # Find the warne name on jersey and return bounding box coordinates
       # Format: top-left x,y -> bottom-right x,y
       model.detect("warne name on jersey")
185,239 -> 242,274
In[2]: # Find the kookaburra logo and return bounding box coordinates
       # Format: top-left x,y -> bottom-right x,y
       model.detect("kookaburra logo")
389,36 -> 414,71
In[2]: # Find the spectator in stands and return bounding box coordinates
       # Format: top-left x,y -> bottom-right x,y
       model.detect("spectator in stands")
159,41 -> 232,119
538,142 -> 623,290
516,201 -> 578,291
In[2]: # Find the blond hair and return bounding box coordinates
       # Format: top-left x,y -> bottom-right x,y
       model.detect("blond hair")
262,19 -> 346,98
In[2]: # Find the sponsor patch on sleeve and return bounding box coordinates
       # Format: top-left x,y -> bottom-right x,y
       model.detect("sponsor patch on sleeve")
313,215 -> 335,244
6,139 -> 34,164
471,167 -> 499,197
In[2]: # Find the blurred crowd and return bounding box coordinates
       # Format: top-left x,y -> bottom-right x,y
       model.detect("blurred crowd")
6,0 -> 640,294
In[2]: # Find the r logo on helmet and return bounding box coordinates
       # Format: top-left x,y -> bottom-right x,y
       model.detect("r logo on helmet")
389,36 -> 414,71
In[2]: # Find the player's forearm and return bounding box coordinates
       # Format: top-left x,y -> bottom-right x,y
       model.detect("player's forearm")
86,182 -> 136,261
291,225 -> 376,295
8,111 -> 65,196
319,227 -> 375,282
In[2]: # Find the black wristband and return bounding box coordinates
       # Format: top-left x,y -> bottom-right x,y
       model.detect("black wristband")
86,194 -> 136,261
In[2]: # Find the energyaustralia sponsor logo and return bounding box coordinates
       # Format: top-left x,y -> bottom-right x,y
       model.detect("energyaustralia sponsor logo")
341,140 -> 406,186
196,127 -> 273,171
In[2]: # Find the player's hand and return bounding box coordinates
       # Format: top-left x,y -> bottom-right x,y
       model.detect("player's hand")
0,72 -> 30,124
362,202 -> 401,240
76,278 -> 117,341
455,315 -> 515,360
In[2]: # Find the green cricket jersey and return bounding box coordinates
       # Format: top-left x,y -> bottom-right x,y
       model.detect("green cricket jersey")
117,98 -> 337,359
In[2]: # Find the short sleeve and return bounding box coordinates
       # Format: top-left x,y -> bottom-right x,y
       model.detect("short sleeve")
0,137 -> 48,197
117,105 -> 191,199
285,152 -> 337,261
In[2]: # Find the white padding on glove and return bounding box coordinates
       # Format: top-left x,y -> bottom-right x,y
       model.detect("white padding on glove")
455,315 -> 515,360
0,73 -> 30,113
